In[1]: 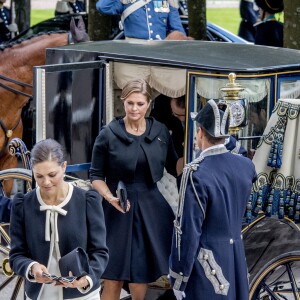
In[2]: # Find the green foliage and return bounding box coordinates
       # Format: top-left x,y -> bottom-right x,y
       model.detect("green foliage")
207,8 -> 240,35
31,8 -> 241,35
31,10 -> 54,26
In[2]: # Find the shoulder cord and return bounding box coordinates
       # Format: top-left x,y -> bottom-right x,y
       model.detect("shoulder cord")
174,155 -> 205,260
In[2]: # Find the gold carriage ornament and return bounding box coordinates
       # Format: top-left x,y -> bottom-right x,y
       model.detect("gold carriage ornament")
220,73 -> 247,136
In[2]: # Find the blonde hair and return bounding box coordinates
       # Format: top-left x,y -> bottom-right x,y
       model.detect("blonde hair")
120,79 -> 152,103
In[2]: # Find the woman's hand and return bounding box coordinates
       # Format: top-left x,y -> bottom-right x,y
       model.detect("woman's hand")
31,263 -> 53,284
109,196 -> 131,213
60,273 -> 90,290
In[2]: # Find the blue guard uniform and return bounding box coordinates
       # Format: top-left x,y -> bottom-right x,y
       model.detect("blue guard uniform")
169,100 -> 257,300
96,0 -> 185,40
0,6 -> 11,43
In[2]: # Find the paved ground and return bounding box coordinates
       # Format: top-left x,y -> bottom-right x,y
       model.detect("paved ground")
32,0 -> 239,9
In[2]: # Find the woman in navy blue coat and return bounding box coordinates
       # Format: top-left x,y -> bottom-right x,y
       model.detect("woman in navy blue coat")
9,139 -> 109,300
90,79 -> 178,300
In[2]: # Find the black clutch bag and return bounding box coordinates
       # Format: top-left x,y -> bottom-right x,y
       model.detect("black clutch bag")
59,247 -> 89,279
116,180 -> 127,212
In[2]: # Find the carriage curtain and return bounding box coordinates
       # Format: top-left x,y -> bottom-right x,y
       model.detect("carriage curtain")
195,77 -> 271,103
279,80 -> 300,100
113,62 -> 186,98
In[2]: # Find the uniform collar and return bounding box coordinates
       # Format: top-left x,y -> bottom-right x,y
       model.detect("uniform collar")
199,144 -> 228,159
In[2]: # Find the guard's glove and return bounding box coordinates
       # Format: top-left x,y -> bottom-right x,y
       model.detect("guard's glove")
7,23 -> 18,33
173,289 -> 186,300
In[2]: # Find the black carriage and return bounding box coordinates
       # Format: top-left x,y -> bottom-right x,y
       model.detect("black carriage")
1,40 -> 300,299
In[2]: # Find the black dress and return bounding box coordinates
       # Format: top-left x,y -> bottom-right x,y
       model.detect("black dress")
101,120 -> 175,283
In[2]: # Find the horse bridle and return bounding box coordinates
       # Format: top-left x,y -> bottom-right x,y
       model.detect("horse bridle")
0,73 -> 33,156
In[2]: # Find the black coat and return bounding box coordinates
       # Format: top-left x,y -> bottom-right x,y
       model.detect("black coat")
90,117 -> 178,184
255,19 -> 283,47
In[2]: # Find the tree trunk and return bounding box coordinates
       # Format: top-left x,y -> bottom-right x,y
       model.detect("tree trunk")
187,0 -> 206,40
284,0 -> 300,49
14,0 -> 30,32
89,0 -> 115,40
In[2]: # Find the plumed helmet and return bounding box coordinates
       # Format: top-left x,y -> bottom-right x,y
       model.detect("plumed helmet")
254,0 -> 284,14
193,100 -> 230,138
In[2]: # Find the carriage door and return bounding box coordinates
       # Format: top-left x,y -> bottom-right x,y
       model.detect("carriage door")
34,61 -> 105,179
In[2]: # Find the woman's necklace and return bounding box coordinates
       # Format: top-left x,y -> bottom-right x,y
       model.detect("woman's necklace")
124,118 -> 145,133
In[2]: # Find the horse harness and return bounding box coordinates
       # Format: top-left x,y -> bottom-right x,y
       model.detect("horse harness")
0,73 -> 32,157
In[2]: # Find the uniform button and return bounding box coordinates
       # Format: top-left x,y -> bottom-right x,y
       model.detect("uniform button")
220,284 -> 225,290
230,239 -> 234,244
147,8 -> 150,11
179,272 -> 183,275
150,30 -> 153,33
150,38 -> 153,40
149,23 -> 152,26
203,254 -> 208,260
211,269 -> 216,275
148,15 -> 152,18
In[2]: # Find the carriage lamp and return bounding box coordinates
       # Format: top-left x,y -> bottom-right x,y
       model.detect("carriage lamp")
220,73 -> 247,137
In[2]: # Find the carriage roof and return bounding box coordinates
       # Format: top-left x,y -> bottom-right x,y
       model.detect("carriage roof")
49,40 -> 300,73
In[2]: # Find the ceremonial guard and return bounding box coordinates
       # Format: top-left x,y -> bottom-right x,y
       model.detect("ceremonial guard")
55,0 -> 86,16
0,0 -> 11,43
238,0 -> 259,42
169,100 -> 257,300
254,0 -> 283,47
96,0 -> 185,40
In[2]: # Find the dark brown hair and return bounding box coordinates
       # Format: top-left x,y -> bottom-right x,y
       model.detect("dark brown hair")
31,139 -> 65,167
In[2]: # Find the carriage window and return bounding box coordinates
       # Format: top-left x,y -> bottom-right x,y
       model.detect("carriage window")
279,78 -> 300,100
187,76 -> 272,160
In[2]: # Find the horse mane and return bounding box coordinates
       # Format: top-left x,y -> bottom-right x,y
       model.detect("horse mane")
0,31 -> 68,51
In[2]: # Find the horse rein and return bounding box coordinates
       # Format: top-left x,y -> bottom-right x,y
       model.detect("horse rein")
0,73 -> 32,98
0,73 -> 32,156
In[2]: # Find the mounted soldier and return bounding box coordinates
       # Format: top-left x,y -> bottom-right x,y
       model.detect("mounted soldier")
96,0 -> 185,40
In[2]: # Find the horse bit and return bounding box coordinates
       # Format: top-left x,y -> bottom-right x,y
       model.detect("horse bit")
0,73 -> 32,156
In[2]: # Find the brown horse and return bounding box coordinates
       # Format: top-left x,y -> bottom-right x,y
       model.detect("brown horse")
0,16 -> 89,195
0,32 -> 69,194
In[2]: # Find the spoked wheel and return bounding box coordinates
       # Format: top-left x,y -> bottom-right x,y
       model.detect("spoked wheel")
0,168 -> 32,300
0,223 -> 24,300
249,252 -> 300,300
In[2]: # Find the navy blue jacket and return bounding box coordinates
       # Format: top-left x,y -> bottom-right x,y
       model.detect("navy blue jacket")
9,187 -> 108,300
90,117 -> 178,184
0,7 -> 11,43
169,145 -> 257,299
255,19 -> 283,47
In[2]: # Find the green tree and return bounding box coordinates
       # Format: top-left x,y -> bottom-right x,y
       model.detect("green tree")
284,0 -> 300,50
88,0 -> 114,40
187,0 -> 206,40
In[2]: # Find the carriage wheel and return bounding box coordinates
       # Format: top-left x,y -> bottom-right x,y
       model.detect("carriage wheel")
249,251 -> 300,300
0,168 -> 32,300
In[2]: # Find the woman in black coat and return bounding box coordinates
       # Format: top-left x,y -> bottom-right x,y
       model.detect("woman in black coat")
90,79 -> 179,300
